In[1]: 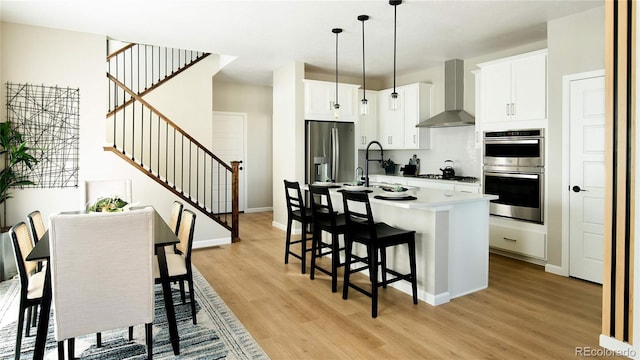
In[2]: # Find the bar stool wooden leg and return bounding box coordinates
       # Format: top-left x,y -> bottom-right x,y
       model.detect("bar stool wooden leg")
370,245 -> 379,318
409,238 -> 418,304
284,217 -> 293,264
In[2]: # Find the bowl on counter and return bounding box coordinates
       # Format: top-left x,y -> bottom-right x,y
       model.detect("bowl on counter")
380,186 -> 409,197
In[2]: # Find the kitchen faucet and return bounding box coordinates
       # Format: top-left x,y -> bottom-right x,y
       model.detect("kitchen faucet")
364,140 -> 384,187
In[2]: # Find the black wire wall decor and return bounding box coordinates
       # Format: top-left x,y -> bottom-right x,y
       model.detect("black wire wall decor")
5,82 -> 80,188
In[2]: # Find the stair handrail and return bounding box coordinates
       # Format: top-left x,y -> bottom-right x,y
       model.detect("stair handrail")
106,73 -> 232,172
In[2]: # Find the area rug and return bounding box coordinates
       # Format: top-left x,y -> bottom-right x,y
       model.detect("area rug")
0,267 -> 270,359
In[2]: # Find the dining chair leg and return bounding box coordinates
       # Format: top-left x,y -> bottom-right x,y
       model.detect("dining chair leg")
331,233 -> 340,293
31,305 -> 38,328
188,272 -> 197,324
25,306 -> 32,337
67,338 -> 75,360
179,280 -> 186,304
57,341 -> 64,360
129,326 -> 134,341
15,304 -> 25,360
145,322 -> 153,359
96,332 -> 102,347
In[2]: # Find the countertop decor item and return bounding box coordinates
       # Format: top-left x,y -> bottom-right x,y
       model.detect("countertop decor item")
87,196 -> 129,212
382,158 -> 397,175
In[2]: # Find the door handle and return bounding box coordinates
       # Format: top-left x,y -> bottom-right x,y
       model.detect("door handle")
572,185 -> 586,192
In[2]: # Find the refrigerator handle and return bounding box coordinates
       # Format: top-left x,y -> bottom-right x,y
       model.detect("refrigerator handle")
331,127 -> 339,182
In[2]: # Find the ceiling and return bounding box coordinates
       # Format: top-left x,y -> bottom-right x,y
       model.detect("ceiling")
0,0 -> 603,86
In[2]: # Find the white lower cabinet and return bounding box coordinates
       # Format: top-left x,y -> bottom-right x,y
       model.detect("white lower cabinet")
489,223 -> 546,259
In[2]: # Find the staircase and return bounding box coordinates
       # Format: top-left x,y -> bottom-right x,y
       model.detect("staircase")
105,42 -> 240,241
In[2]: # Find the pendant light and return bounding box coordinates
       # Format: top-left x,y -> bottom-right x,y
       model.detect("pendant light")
389,0 -> 402,111
332,28 -> 343,119
358,15 -> 370,115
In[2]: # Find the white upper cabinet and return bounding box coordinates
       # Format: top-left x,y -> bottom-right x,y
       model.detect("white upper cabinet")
479,49 -> 547,124
377,88 -> 405,148
377,83 -> 432,150
403,83 -> 432,149
304,80 -> 360,122
356,89 -> 378,149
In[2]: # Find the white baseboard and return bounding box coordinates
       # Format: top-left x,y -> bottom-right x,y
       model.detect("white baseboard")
245,206 -> 273,213
272,221 -> 288,232
193,237 -> 231,249
545,263 -> 568,277
598,334 -> 638,358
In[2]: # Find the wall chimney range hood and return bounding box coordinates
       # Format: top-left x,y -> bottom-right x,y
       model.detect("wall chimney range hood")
416,59 -> 475,128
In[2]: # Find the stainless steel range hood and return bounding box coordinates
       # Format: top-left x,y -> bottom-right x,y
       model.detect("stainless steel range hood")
416,59 -> 475,128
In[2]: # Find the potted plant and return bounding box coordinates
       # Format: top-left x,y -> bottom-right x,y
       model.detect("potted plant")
0,121 -> 38,229
87,196 -> 129,212
382,158 -> 397,175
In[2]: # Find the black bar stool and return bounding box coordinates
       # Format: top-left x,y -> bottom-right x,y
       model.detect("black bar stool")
341,190 -> 418,318
283,180 -> 314,274
308,184 -> 346,293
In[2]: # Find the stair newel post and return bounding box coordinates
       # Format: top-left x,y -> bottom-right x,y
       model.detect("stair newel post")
231,160 -> 241,242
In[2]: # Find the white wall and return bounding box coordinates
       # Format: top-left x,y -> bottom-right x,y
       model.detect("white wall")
0,22 -> 231,246
212,79 -> 273,211
272,62 -> 305,229
546,6 -> 605,267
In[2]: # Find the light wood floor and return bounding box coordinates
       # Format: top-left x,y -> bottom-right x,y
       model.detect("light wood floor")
192,212 -> 609,359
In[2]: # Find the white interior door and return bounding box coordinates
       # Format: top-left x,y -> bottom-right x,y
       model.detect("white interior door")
212,112 -> 246,212
569,75 -> 605,284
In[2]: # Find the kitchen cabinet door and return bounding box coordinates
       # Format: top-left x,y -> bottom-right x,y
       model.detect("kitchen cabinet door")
377,88 -> 405,149
481,62 -> 512,123
304,80 -> 359,121
403,83 -> 432,149
511,53 -> 546,122
479,49 -> 547,124
356,89 -> 378,149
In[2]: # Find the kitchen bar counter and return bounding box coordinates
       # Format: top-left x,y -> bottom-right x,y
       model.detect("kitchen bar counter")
315,184 -> 497,306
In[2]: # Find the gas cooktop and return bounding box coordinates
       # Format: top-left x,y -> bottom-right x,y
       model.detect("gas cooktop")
415,174 -> 479,183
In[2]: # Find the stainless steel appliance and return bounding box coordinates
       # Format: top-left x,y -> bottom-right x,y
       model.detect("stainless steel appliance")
484,129 -> 544,167
306,120 -> 355,183
483,129 -> 544,224
483,165 -> 544,223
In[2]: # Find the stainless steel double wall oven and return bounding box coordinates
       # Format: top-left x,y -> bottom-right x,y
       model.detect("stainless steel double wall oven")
483,129 -> 544,224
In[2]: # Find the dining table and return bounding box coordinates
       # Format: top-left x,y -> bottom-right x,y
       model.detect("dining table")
26,208 -> 182,359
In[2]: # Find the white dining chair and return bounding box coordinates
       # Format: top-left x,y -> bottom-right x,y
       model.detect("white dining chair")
82,179 -> 132,208
49,207 -> 155,359
153,209 -> 197,324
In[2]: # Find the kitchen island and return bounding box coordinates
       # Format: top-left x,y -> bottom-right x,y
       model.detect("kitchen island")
323,184 -> 497,306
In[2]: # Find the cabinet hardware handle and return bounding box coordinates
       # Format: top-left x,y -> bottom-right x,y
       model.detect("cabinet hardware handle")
506,103 -> 510,116
511,103 -> 515,116
329,101 -> 334,111
503,237 -> 517,242
413,134 -> 416,144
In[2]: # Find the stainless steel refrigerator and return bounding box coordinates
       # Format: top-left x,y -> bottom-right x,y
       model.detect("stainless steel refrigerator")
305,120 -> 355,184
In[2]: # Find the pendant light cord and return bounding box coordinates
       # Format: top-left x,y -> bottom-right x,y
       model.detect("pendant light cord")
393,2 -> 397,93
361,18 -> 366,101
335,29 -> 339,106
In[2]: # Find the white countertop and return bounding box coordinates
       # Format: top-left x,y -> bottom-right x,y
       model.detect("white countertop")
311,184 -> 497,209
